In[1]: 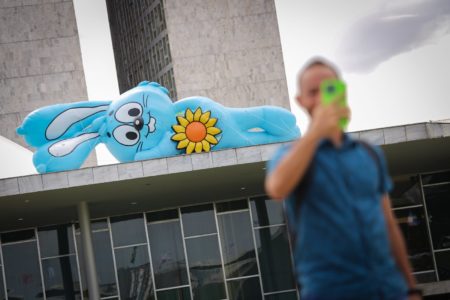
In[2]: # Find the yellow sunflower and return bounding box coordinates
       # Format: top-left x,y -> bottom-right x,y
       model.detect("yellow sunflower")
171,107 -> 221,154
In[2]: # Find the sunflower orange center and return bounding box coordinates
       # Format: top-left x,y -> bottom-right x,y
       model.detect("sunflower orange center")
185,121 -> 207,142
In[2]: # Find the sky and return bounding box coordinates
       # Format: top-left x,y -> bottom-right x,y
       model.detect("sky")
73,0 -> 120,165
275,0 -> 450,133
2,0 -> 450,178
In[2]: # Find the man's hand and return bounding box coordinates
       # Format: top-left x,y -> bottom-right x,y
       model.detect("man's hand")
309,100 -> 350,141
409,294 -> 422,300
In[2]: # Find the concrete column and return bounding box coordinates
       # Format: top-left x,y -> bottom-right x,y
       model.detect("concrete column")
77,201 -> 100,300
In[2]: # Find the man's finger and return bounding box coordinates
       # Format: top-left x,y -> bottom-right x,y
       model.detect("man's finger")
332,93 -> 345,104
329,101 -> 340,109
337,107 -> 351,119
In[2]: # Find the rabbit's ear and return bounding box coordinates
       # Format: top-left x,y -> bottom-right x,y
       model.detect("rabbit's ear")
17,100 -> 111,148
33,132 -> 101,173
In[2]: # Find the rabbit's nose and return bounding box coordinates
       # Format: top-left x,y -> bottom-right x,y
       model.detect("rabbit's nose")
133,117 -> 144,131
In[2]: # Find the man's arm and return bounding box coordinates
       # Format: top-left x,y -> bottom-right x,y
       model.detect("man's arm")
265,131 -> 320,200
265,102 -> 349,201
382,195 -> 420,296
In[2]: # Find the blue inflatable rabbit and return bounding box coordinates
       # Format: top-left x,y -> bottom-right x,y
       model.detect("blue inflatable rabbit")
17,81 -> 300,173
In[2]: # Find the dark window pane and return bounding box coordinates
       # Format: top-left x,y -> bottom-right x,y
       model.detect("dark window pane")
265,291 -> 298,300
146,209 -> 178,223
147,220 -> 188,289
424,184 -> 450,249
3,241 -> 43,299
255,226 -> 295,292
422,171 -> 450,185
75,219 -> 108,232
424,293 -> 450,300
435,250 -> 450,280
157,287 -> 190,300
1,229 -> 35,244
91,219 -> 108,230
185,235 -> 226,300
391,176 -> 423,208
227,276 -> 262,300
42,256 -> 81,299
110,214 -> 146,247
0,266 -> 5,300
218,212 -> 258,278
115,245 -> 154,300
250,196 -> 285,227
216,200 -> 248,213
394,207 -> 434,271
77,232 -> 118,298
414,271 -> 436,284
181,204 -> 216,237
38,224 -> 75,258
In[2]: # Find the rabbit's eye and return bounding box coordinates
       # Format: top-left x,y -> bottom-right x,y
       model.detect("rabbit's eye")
128,108 -> 140,117
113,125 -> 140,146
115,102 -> 142,123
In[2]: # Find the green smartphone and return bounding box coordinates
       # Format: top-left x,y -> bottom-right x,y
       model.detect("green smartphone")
320,79 -> 349,130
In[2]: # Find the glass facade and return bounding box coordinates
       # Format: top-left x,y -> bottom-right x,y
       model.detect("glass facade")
0,264 -> 4,300
0,197 -> 296,300
76,220 -> 118,298
391,170 -> 450,283
0,170 -> 449,299
2,238 -> 43,299
38,224 -> 82,300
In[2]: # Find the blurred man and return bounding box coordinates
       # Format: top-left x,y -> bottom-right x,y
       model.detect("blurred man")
265,58 -> 421,300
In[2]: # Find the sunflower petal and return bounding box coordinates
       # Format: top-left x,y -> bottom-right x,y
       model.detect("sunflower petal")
200,111 -> 211,124
195,142 -> 203,153
205,118 -> 217,128
172,133 -> 187,141
177,139 -> 190,149
205,134 -> 218,145
193,107 -> 202,121
186,109 -> 194,122
177,116 -> 189,127
202,140 -> 210,152
186,142 -> 195,154
172,125 -> 186,133
207,127 -> 221,135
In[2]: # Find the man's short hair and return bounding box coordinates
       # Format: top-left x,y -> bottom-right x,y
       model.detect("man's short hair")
297,57 -> 341,83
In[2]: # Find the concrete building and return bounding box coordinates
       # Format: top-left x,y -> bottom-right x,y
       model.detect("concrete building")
0,0 -> 96,167
106,0 -> 290,109
0,122 -> 450,299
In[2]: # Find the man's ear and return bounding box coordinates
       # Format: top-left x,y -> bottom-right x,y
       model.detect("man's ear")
295,93 -> 303,106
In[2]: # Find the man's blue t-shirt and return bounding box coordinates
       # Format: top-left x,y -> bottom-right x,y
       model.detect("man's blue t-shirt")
268,134 -> 408,300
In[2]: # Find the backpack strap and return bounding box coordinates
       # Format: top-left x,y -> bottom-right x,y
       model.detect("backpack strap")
358,140 -> 383,191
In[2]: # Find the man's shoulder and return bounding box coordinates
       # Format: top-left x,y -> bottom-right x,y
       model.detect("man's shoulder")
351,139 -> 387,165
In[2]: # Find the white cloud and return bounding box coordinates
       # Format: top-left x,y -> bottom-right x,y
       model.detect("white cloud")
336,0 -> 450,73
